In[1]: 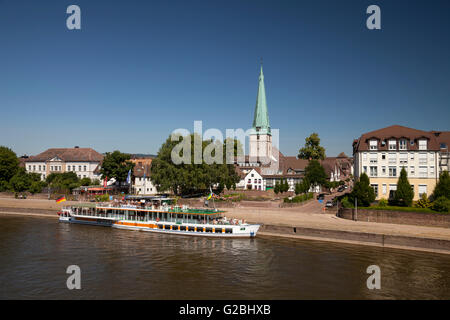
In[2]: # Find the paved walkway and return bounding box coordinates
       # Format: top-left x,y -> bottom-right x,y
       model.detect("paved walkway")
1,197 -> 449,242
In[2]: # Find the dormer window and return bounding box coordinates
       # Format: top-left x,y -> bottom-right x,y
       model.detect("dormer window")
399,139 -> 407,150
369,140 -> 377,150
418,139 -> 427,150
388,140 -> 396,150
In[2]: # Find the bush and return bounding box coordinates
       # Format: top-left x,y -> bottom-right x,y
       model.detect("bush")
341,196 -> 354,208
284,193 -> 313,203
95,194 -> 110,202
378,198 -> 388,207
432,196 -> 450,213
415,193 -> 432,208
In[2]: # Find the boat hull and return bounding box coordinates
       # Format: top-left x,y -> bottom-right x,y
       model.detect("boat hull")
60,216 -> 260,238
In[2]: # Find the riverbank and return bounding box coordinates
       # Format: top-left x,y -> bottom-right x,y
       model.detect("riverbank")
1,197 -> 449,254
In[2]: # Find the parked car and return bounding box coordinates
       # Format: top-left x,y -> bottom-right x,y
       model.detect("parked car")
325,200 -> 334,207
337,186 -> 345,192
317,193 -> 325,200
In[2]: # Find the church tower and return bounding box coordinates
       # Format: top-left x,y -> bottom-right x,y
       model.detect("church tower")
249,65 -> 272,160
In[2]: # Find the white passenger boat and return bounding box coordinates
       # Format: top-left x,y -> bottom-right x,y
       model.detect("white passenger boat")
58,198 -> 260,238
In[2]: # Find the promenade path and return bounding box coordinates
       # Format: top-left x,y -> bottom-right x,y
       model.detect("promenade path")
1,196 -> 449,243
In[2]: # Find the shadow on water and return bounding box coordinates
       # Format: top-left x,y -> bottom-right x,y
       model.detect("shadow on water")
0,215 -> 449,299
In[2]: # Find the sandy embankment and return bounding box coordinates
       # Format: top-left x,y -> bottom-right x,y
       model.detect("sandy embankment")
0,197 -> 449,254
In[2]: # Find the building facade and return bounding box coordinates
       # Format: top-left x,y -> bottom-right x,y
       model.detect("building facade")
25,147 -> 103,181
353,125 -> 442,200
130,157 -> 157,195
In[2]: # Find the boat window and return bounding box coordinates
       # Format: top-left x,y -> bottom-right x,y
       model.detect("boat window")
188,226 -> 195,232
205,227 -> 213,233
215,228 -> 223,233
225,228 -> 232,234
197,227 -> 204,232
158,224 -> 163,229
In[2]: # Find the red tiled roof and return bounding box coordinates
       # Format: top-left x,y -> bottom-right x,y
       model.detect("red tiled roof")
353,125 -> 441,152
25,148 -> 104,162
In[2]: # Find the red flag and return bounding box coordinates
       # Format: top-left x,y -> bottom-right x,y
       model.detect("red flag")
103,177 -> 107,187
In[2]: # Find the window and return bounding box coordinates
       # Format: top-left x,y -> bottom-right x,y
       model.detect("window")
389,140 -> 396,150
381,153 -> 386,160
369,140 -> 378,150
441,143 -> 448,149
369,153 -> 377,163
251,173 -> 254,177
419,166 -> 427,178
430,166 -> 435,176
84,165 -> 87,171
363,153 -> 367,161
382,166 -> 386,175
410,153 -> 414,161
418,139 -> 427,150
371,184 -> 378,197
370,166 -> 378,177
419,153 -> 427,165
79,165 -> 82,171
247,179 -> 251,183
363,166 -> 367,173
389,166 -> 397,177
418,185 -> 427,196
399,153 -> 408,164
33,165 -> 36,171
410,166 -> 415,176
258,179 -> 261,183
399,139 -> 407,150
67,165 -> 71,171
429,153 -> 434,161
388,153 -> 396,164
382,184 -> 387,195
38,165 -> 41,171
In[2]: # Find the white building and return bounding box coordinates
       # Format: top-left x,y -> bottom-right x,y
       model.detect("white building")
25,147 -> 103,181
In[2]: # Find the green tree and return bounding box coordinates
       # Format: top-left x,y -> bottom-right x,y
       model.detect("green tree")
432,196 -> 450,213
304,160 -> 327,190
298,133 -> 326,160
349,173 -> 375,207
432,170 -> 450,200
274,181 -> 280,194
9,168 -> 31,193
80,177 -> 92,186
0,146 -> 19,183
150,134 -> 240,195
46,172 -> 80,192
394,168 -> 414,206
100,151 -> 135,184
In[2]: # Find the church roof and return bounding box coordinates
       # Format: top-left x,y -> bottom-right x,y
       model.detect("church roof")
252,66 -> 271,135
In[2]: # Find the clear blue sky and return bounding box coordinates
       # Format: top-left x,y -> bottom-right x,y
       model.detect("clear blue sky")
1,0 -> 449,157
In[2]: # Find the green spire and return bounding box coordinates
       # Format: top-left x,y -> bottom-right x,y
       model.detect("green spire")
252,65 -> 271,135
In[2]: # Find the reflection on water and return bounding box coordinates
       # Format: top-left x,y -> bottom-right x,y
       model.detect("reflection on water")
0,215 -> 449,299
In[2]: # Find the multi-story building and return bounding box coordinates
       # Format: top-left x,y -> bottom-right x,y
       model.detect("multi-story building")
25,147 -> 103,181
353,125 -> 441,200
130,156 -> 157,195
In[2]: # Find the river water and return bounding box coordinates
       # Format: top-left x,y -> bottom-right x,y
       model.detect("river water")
0,215 -> 449,299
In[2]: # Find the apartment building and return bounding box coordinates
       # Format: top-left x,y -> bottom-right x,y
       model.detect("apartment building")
353,125 -> 441,200
25,147 -> 103,181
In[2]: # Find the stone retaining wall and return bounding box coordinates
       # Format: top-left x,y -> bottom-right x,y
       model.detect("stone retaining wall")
337,208 -> 450,228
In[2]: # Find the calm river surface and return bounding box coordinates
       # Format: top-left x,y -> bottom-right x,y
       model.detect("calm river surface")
0,215 -> 449,299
